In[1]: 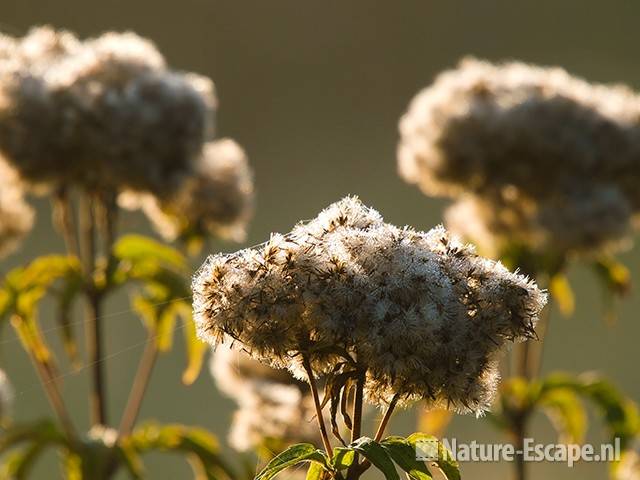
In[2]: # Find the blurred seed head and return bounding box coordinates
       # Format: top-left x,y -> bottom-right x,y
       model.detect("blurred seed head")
0,159 -> 34,258
193,196 -> 546,413
127,138 -> 253,243
399,57 -> 640,256
0,27 -> 215,195
210,344 -> 319,452
0,369 -> 13,424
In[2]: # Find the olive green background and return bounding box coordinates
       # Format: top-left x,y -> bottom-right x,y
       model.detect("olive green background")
1,1 -> 639,478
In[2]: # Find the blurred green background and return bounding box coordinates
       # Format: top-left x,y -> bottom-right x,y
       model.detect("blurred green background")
1,0 -> 639,478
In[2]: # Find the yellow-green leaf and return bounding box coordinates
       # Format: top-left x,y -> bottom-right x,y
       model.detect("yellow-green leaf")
549,274 -> 574,317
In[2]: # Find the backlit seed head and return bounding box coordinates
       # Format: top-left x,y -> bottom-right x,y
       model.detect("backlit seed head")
0,159 -> 34,258
399,57 -> 640,255
133,139 -> 253,242
193,196 -> 546,413
0,27 -> 215,195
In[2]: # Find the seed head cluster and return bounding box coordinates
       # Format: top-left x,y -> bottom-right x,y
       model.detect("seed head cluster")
0,26 -> 213,193
0,26 -> 253,244
193,197 -> 546,413
398,57 -> 640,256
210,344 -> 318,451
128,139 -> 254,242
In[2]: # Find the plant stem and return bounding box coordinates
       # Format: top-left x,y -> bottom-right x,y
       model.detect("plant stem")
118,337 -> 159,437
23,339 -> 77,441
79,194 -> 107,426
301,355 -> 333,456
513,416 -> 527,480
52,188 -> 79,258
528,297 -> 553,379
354,394 -> 400,478
346,371 -> 365,480
374,394 -> 399,442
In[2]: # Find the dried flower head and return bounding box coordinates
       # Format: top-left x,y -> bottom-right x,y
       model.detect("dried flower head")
193,197 -> 546,413
0,160 -> 34,258
398,57 -> 640,255
0,27 -> 215,194
210,344 -> 318,451
128,138 -> 253,242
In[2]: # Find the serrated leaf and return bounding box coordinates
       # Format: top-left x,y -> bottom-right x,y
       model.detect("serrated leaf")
255,443 -> 329,480
349,437 -> 399,480
405,434 -> 460,480
549,274 -> 575,317
381,436 -> 432,480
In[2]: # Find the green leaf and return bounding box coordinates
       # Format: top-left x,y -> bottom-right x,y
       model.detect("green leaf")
255,443 -> 329,480
115,443 -> 144,479
0,443 -> 46,479
349,437 -> 399,480
381,436 -> 432,480
129,422 -> 235,480
406,434 -> 460,480
305,462 -> 326,480
113,235 -> 186,272
0,255 -> 82,367
538,389 -> 587,443
331,447 -> 355,471
54,272 -> 83,367
179,304 -> 206,385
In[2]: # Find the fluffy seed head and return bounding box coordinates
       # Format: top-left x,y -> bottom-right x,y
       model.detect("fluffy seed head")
0,160 -> 34,258
398,57 -> 640,255
131,138 -> 253,242
0,27 -> 215,194
193,196 -> 546,413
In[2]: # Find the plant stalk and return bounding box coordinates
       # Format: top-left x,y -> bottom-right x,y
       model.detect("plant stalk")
52,188 -> 79,258
24,341 -> 77,441
118,337 -> 159,437
79,194 -> 107,426
301,354 -> 334,456
346,371 -> 365,480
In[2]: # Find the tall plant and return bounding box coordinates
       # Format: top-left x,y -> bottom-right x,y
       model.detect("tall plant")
397,57 -> 640,479
0,26 -> 253,478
